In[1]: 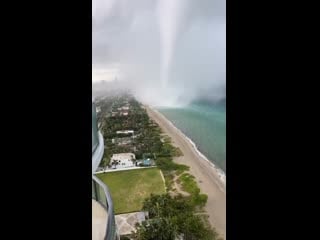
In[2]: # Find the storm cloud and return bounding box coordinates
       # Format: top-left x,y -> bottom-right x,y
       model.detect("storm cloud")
92,0 -> 225,106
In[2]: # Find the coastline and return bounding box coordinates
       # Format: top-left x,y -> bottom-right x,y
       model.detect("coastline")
184,135 -> 226,188
145,105 -> 226,239
157,110 -> 226,188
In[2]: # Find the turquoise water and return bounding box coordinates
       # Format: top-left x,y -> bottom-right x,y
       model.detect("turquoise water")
157,102 -> 226,172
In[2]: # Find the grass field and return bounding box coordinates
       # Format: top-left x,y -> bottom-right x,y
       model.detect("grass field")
96,168 -> 166,214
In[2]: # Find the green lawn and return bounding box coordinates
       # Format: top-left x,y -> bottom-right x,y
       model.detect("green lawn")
96,168 -> 166,214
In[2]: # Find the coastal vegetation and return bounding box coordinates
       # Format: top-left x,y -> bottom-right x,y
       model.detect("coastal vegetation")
178,173 -> 208,208
97,95 -> 183,167
95,95 -> 221,239
132,194 -> 222,240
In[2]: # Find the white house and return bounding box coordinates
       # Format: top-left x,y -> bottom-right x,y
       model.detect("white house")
116,130 -> 134,135
111,153 -> 136,169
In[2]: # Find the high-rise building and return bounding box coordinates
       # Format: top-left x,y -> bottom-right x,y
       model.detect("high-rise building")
92,100 -> 119,240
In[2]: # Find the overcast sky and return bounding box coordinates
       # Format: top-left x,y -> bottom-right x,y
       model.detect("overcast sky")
92,0 -> 225,106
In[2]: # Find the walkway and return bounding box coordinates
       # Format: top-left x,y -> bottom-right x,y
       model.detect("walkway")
115,212 -> 146,236
94,166 -> 156,174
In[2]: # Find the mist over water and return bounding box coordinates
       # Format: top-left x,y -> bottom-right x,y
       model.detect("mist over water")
92,0 -> 225,107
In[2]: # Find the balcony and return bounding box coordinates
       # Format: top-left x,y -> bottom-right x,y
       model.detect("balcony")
92,175 -> 118,240
92,101 -> 119,240
93,198 -> 108,240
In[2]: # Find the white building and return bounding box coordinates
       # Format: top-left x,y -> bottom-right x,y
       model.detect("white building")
116,130 -> 134,135
117,106 -> 129,111
111,153 -> 136,169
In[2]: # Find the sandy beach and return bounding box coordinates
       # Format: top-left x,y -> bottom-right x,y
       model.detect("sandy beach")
146,106 -> 226,239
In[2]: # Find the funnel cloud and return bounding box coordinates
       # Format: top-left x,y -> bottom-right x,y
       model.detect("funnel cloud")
92,0 -> 225,107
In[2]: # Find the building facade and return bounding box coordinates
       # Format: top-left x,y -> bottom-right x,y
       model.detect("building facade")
92,101 -> 119,240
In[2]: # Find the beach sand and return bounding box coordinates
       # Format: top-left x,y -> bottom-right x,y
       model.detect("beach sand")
146,106 -> 226,239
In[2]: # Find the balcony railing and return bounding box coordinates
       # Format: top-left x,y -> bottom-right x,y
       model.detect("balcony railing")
92,175 -> 118,240
92,100 -> 119,240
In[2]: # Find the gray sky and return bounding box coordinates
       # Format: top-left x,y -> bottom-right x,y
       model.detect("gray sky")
92,0 -> 225,106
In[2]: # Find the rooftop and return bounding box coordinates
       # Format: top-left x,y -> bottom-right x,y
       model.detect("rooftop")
116,130 -> 134,134
111,153 -> 135,160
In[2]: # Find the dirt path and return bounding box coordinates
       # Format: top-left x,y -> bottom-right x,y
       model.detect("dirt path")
169,174 -> 190,197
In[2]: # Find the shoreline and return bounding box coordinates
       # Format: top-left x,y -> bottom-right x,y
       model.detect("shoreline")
184,135 -> 226,188
155,108 -> 226,188
145,105 -> 226,239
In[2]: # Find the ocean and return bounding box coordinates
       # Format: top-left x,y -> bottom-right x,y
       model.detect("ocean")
157,101 -> 226,173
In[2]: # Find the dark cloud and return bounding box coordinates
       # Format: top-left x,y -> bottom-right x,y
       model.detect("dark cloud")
92,0 -> 225,106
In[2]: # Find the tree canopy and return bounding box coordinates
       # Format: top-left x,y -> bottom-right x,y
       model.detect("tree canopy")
133,194 -> 221,240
